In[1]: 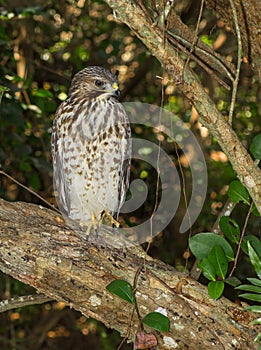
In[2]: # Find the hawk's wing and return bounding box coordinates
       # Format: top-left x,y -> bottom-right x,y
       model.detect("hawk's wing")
51,111 -> 71,216
114,103 -> 131,220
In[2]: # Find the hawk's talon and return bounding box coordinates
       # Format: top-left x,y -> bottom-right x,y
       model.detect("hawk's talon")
80,215 -> 99,236
100,210 -> 120,228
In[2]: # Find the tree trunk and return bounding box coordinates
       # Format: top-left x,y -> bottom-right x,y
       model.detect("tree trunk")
0,199 -> 259,349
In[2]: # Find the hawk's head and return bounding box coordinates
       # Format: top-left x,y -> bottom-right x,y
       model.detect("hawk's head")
68,66 -> 120,100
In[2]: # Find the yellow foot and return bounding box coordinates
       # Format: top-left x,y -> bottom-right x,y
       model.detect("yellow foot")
80,214 -> 99,236
100,210 -> 120,228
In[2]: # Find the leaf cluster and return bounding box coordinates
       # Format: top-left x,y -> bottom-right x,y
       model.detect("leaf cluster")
190,176 -> 261,305
106,280 -> 170,333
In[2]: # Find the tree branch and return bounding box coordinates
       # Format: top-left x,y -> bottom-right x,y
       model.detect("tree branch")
205,0 -> 261,82
0,199 -> 259,349
228,0 -> 242,125
0,294 -> 52,313
105,0 -> 261,214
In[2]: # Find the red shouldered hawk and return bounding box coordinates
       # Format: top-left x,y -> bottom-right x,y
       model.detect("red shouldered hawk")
51,66 -> 131,230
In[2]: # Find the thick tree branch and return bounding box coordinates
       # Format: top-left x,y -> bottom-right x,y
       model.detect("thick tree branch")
0,199 -> 259,349
105,0 -> 261,214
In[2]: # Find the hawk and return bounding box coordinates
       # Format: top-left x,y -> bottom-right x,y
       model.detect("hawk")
51,66 -> 131,229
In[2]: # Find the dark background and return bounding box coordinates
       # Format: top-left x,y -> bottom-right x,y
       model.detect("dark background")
0,0 -> 260,349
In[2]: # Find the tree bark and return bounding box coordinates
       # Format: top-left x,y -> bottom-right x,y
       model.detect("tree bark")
0,198 -> 259,349
104,0 -> 261,214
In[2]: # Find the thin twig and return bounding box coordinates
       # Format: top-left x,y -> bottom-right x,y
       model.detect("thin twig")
229,201 -> 253,277
174,141 -> 191,273
0,86 -> 10,104
147,77 -> 164,256
146,11 -> 167,258
167,31 -> 234,84
0,294 -> 52,313
132,267 -> 143,329
228,0 -> 242,125
0,170 -> 60,214
117,267 -> 142,350
183,0 -> 205,73
163,1 -> 235,81
212,199 -> 236,234
116,305 -> 136,350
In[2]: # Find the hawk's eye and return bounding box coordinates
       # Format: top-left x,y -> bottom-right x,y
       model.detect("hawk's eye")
95,80 -> 105,88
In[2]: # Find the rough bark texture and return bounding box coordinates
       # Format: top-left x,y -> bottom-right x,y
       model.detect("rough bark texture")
0,199 -> 259,349
104,0 -> 261,214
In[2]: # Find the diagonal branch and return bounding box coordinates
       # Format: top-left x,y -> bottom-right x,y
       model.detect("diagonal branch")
0,198 -> 259,349
105,0 -> 261,214
205,0 -> 261,82
0,294 -> 52,313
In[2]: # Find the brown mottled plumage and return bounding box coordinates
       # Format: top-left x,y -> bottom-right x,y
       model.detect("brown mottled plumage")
51,66 -> 131,226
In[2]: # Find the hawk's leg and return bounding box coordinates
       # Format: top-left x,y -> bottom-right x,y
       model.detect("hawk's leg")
80,213 -> 99,236
100,210 -> 120,228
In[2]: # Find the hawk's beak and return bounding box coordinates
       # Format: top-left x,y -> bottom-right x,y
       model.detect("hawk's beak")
111,82 -> 120,97
105,82 -> 120,98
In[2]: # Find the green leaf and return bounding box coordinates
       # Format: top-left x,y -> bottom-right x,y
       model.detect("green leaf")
219,216 -> 240,243
29,173 -> 41,190
198,259 -> 216,281
19,6 -> 43,18
242,235 -> 261,258
228,180 -> 249,205
247,278 -> 261,287
33,88 -> 53,98
238,293 -> 261,302
251,204 -> 260,217
248,242 -> 261,279
19,161 -> 32,172
208,281 -> 224,300
142,312 -> 170,332
106,280 -> 135,304
254,332 -> 261,344
225,276 -> 241,287
200,34 -> 214,46
251,318 -> 261,325
250,134 -> 261,160
235,284 -> 261,293
0,85 -> 9,92
189,233 -> 234,261
245,305 -> 261,313
208,245 -> 228,279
